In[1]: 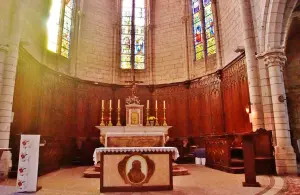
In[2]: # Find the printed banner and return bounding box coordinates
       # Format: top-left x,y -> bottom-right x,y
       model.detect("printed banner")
16,135 -> 40,192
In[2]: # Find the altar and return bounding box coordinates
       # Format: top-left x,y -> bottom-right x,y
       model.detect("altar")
92,85 -> 179,192
94,147 -> 179,192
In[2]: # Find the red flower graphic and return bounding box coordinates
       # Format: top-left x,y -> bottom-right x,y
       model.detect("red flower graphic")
20,153 -> 27,159
22,140 -> 29,146
18,181 -> 24,187
19,168 -> 26,173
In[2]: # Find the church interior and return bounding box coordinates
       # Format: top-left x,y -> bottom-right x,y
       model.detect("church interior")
0,0 -> 300,194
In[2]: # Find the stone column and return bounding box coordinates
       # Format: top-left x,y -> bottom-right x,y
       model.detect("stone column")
181,0 -> 190,80
111,0 -> 121,84
238,0 -> 264,131
0,0 -> 24,178
211,0 -> 222,69
146,0 -> 154,85
262,49 -> 297,174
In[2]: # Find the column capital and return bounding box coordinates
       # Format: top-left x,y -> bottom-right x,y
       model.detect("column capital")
0,44 -> 9,52
257,49 -> 287,69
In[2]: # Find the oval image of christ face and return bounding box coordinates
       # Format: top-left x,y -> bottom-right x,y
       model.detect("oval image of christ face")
126,155 -> 148,184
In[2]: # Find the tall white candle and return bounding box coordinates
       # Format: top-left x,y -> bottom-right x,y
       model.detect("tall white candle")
163,101 -> 166,109
102,100 -> 104,109
109,100 -> 112,109
147,100 -> 149,109
155,100 -> 157,109
118,99 -> 120,109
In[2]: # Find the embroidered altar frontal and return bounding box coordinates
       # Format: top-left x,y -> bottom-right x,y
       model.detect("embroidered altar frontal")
107,136 -> 163,147
105,132 -> 165,147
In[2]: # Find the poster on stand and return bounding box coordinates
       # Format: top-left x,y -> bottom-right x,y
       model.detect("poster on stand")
16,134 -> 40,192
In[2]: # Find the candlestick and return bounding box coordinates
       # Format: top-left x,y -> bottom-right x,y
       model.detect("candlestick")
118,99 -> 120,109
163,100 -> 166,109
163,107 -> 168,126
155,100 -> 157,109
146,108 -> 150,126
155,108 -> 159,126
147,100 -> 149,109
100,107 -> 105,126
117,108 -> 121,126
101,100 -> 104,109
108,108 -> 113,126
109,100 -> 112,109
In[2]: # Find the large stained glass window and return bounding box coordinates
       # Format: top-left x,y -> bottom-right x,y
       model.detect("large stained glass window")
192,0 -> 216,60
121,0 -> 145,70
47,0 -> 74,58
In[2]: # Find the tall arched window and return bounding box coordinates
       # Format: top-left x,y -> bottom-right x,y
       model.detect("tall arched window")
192,0 -> 216,60
47,0 -> 74,58
120,0 -> 145,70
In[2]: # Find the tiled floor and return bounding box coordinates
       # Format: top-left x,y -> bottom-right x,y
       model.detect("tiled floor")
0,165 -> 297,195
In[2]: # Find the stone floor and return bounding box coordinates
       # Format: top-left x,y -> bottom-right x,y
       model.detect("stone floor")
0,165 -> 298,195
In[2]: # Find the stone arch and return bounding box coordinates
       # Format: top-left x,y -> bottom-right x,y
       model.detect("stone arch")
259,0 -> 298,52
283,2 -> 300,48
284,5 -> 300,160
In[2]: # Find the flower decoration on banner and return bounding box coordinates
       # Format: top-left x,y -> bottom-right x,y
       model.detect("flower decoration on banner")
148,116 -> 156,121
22,140 -> 30,148
17,180 -> 24,187
20,152 -> 28,162
17,180 -> 27,189
18,167 -> 27,176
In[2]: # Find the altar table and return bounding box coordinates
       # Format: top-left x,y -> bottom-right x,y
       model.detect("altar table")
93,147 -> 179,192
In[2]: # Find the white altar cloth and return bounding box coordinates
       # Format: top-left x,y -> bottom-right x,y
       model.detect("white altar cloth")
93,147 -> 180,165
104,132 -> 165,147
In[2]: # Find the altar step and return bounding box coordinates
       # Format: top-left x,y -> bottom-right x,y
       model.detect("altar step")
83,163 -> 189,178
83,168 -> 101,178
172,163 -> 189,176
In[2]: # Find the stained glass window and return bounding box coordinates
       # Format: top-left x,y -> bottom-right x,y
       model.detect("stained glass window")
47,0 -> 74,58
121,0 -> 145,70
192,0 -> 216,60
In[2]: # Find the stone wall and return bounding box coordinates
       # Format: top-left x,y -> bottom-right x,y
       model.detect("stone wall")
76,0 -> 114,83
20,0 -> 49,63
0,1 -> 12,45
218,0 -> 244,66
152,0 -> 187,84
10,0 -> 251,85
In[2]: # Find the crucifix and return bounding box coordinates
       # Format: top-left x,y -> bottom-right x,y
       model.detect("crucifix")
125,0 -> 143,98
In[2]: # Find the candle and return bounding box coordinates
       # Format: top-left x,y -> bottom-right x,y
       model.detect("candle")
102,100 -> 104,109
118,99 -> 120,109
109,100 -> 112,109
163,101 -> 166,109
155,100 -> 157,109
147,100 -> 149,109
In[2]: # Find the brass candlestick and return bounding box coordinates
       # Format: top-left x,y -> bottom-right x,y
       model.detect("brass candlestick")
155,108 -> 159,126
163,108 -> 168,126
108,108 -> 113,126
117,108 -> 121,126
100,108 -> 105,126
146,108 -> 150,126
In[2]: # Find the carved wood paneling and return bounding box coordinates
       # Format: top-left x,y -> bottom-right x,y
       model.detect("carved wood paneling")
11,49 -> 250,173
222,57 -> 251,134
153,86 -> 189,137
